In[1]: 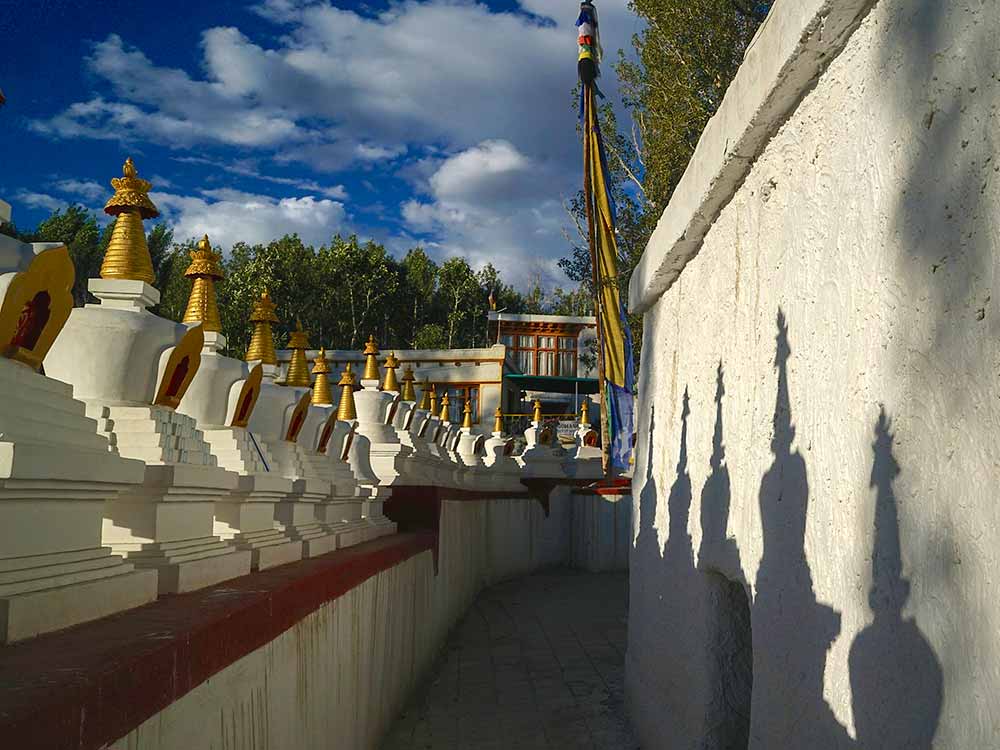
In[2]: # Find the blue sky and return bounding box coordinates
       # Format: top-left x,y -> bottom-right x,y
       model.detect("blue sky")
1,0 -> 641,288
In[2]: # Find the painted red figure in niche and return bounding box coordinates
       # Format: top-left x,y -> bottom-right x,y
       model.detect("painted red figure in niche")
318,423 -> 334,453
10,290 -> 51,351
286,410 -> 305,442
163,356 -> 190,401
584,430 -> 599,447
235,388 -> 255,424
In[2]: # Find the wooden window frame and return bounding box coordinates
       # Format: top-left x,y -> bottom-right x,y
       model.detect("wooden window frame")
503,334 -> 578,377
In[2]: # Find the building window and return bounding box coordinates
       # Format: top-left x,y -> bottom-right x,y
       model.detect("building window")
436,385 -> 480,424
517,348 -> 534,375
558,336 -> 576,377
501,333 -> 579,377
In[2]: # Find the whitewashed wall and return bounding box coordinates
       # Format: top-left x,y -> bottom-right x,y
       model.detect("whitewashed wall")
627,0 -> 1000,747
110,494 -> 571,750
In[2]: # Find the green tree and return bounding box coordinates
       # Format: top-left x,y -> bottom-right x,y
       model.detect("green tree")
219,235 -> 317,357
476,263 -> 527,316
549,286 -> 593,316
27,206 -> 102,306
147,223 -> 176,292
437,257 -> 484,349
413,323 -> 447,350
617,0 -> 769,210
319,235 -> 400,349
154,240 -> 196,322
398,248 -> 439,347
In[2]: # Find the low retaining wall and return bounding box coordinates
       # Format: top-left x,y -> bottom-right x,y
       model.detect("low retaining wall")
570,485 -> 631,572
0,491 -> 596,750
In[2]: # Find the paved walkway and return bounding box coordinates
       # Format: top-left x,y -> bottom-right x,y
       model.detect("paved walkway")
381,569 -> 640,750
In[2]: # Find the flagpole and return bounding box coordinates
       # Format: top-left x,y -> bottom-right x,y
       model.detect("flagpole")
581,87 -> 611,477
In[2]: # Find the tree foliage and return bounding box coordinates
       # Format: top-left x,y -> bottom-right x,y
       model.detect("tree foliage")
10,209 -> 589,358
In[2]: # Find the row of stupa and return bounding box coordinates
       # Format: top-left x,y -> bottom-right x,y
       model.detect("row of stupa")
0,158 -> 600,645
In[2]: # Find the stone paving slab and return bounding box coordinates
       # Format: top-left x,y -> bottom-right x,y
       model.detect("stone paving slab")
381,569 -> 640,750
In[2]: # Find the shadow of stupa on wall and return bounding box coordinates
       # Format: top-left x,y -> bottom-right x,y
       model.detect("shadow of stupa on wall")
848,407 -> 943,749
751,308 -> 853,748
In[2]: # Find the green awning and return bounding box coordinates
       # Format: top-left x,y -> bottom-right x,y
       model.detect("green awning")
505,374 -> 600,395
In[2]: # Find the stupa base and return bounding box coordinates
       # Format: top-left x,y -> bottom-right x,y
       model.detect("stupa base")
125,537 -> 251,594
0,547 -> 158,644
230,528 -> 303,571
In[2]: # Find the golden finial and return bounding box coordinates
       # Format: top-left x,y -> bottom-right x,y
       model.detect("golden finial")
439,392 -> 450,422
311,347 -> 333,405
429,384 -> 439,415
100,157 -> 159,284
336,363 -> 357,421
182,234 -> 224,332
383,351 -> 400,392
400,366 -> 417,402
533,399 -> 543,423
362,334 -> 381,381
246,290 -> 279,364
493,406 -> 503,434
284,319 -> 312,387
462,398 -> 473,429
418,379 -> 432,410
579,399 -> 590,426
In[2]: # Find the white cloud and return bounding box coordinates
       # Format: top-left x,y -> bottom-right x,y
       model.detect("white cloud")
172,155 -> 348,198
53,179 -> 106,201
13,190 -> 68,213
401,140 -> 570,287
28,0 -> 640,282
34,2 -> 635,166
151,189 -> 347,249
355,143 -> 406,162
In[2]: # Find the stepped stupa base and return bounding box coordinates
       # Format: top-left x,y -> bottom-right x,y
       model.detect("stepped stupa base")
213,475 -> 303,571
274,501 -> 338,557
0,547 -> 158,644
125,537 -> 251,594
314,499 -> 369,548
363,494 -> 397,538
228,528 -> 304,570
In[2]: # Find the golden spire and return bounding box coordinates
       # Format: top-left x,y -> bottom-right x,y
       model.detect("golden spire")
429,384 -> 439,415
533,399 -> 543,423
182,235 -> 224,332
579,399 -> 590,426
439,392 -> 450,422
101,157 -> 159,284
284,319 -> 312,387
336,363 -> 357,421
493,406 -> 504,434
362,335 -> 381,381
382,351 -> 400,391
400,366 -> 417,402
418,380 -> 432,410
311,347 -> 333,405
462,397 -> 473,429
246,290 -> 278,364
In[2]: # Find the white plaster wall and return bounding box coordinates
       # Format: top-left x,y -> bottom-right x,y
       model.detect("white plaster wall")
627,1 -> 1000,747
571,493 -> 631,572
110,494 -> 571,750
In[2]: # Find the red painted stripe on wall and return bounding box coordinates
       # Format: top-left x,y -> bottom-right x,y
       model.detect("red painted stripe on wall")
0,532 -> 435,750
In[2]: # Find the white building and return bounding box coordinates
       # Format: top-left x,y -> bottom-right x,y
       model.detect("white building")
276,313 -> 600,436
